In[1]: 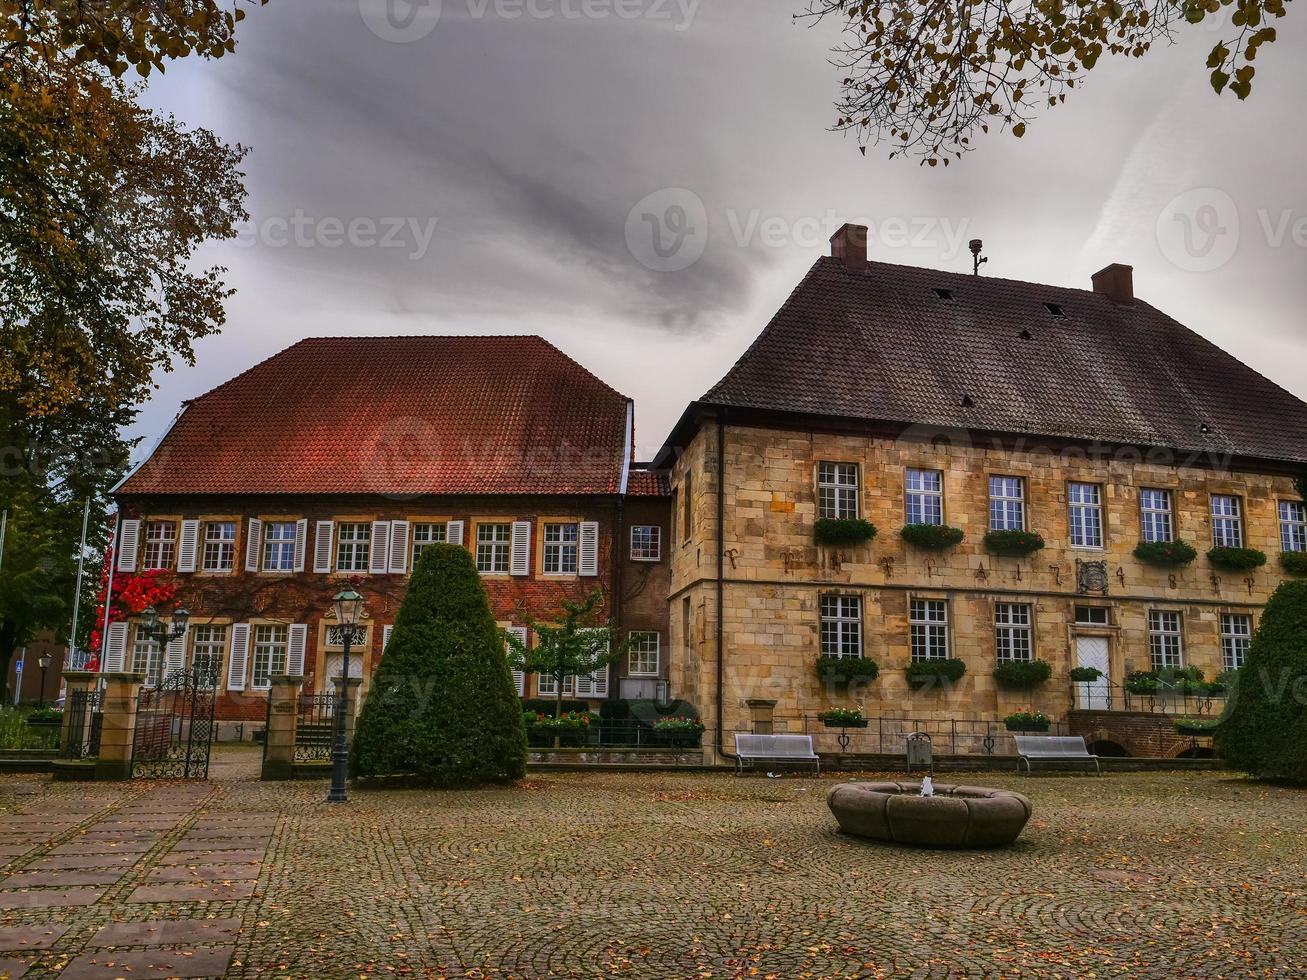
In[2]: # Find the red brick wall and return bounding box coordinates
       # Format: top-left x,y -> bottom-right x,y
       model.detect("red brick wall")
1066,710 -> 1207,758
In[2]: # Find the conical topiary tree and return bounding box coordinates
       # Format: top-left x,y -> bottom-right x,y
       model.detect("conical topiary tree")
350,543 -> 526,786
1215,579 -> 1307,783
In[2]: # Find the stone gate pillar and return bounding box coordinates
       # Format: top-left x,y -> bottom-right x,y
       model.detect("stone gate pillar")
94,672 -> 146,781
261,675 -> 303,781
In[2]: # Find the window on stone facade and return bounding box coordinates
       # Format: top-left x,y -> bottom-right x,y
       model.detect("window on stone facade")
819,595 -> 862,659
630,525 -> 661,561
909,598 -> 949,661
1220,613 -> 1252,670
190,625 -> 227,687
628,631 -> 660,675
818,462 -> 860,520
988,476 -> 1025,531
476,523 -> 511,574
263,522 -> 297,572
994,603 -> 1033,662
543,523 -> 579,575
1147,610 -> 1183,670
1074,605 -> 1110,626
1279,500 -> 1307,552
1139,489 -> 1174,543
1068,482 -> 1104,549
411,522 -> 448,566
131,629 -> 164,686
336,522 -> 372,572
202,522 -> 236,572
1211,495 -> 1244,548
142,520 -> 177,570
905,469 -> 944,526
682,472 -> 693,543
251,625 -> 288,690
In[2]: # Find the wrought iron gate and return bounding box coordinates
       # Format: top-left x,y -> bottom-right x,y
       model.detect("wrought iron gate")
61,688 -> 103,759
131,665 -> 217,779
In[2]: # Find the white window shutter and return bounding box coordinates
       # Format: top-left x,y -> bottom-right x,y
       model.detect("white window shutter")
314,521 -> 335,573
245,519 -> 263,572
388,521 -> 410,574
227,623 -> 250,691
592,666 -> 609,698
287,624 -> 307,676
104,622 -> 129,671
116,520 -> 141,572
382,624 -> 394,653
177,520 -> 201,573
510,521 -> 531,577
506,626 -> 527,696
370,520 -> 391,574
447,520 -> 464,546
293,519 -> 309,573
578,521 -> 600,577
165,623 -> 188,676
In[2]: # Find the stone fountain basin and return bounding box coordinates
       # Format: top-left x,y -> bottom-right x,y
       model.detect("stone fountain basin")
828,781 -> 1032,848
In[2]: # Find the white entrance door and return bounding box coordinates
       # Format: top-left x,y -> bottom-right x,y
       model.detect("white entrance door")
1074,636 -> 1111,710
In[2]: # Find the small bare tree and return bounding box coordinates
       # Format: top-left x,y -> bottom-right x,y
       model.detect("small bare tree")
503,589 -> 623,720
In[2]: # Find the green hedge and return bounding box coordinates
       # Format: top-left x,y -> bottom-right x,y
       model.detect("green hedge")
905,658 -> 967,687
1282,551 -> 1307,575
983,530 -> 1045,557
814,518 -> 877,546
900,523 -> 965,550
1207,546 -> 1268,571
992,659 -> 1052,689
815,654 -> 879,685
1133,539 -> 1198,567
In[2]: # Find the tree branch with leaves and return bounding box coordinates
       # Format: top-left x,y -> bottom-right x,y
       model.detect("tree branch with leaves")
503,589 -> 624,719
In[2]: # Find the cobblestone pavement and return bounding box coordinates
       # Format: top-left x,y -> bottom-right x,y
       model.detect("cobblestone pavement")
1,747 -> 1304,978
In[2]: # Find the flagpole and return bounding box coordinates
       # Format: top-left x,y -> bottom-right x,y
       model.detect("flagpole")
68,499 -> 92,669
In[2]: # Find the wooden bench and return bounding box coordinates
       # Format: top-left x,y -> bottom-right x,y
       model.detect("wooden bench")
734,734 -> 820,775
1013,735 -> 1102,775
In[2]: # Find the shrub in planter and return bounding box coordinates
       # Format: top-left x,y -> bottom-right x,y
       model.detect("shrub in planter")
652,716 -> 705,747
1124,670 -> 1160,695
814,654 -> 880,686
1003,710 -> 1050,732
524,711 -> 596,747
905,658 -> 967,687
1175,716 -> 1221,736
983,530 -> 1046,557
992,659 -> 1053,689
900,523 -> 965,550
1133,539 -> 1199,567
1069,666 -> 1103,683
1282,551 -> 1307,575
1207,546 -> 1268,571
817,707 -> 868,727
814,518 -> 878,547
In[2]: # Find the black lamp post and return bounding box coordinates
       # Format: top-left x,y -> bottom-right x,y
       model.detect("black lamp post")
327,587 -> 364,804
137,606 -> 190,681
37,653 -> 51,707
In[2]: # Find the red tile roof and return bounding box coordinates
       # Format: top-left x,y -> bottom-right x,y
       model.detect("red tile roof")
625,468 -> 670,497
119,336 -> 633,497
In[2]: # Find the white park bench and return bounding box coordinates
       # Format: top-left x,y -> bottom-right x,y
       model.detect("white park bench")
1013,735 -> 1102,776
734,734 -> 821,775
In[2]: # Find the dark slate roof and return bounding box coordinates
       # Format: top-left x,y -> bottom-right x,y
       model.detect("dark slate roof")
695,257 -> 1307,465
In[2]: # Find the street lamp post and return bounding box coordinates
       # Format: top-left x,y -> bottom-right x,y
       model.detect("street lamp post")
327,588 -> 364,804
137,606 -> 190,683
37,653 -> 51,707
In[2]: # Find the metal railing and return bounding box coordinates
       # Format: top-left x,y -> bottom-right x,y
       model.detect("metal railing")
294,693 -> 336,763
1070,679 -> 1228,716
801,715 -> 1069,756
525,718 -> 706,750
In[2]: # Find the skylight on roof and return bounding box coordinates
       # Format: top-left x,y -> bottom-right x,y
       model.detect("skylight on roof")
1044,302 -> 1067,319
933,288 -> 955,301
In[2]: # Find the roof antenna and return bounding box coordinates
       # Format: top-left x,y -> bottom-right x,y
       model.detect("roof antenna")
969,239 -> 987,276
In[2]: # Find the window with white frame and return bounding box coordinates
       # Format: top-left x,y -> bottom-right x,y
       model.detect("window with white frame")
190,625 -> 227,686
988,476 -> 1026,531
251,625 -> 288,689
476,523 -> 511,574
1147,610 -> 1183,670
411,522 -> 448,566
336,522 -> 371,572
1220,613 -> 1252,670
263,522 -> 297,572
1139,489 -> 1174,543
630,525 -> 661,561
818,462 -> 859,520
535,673 -> 574,696
131,629 -> 164,686
819,595 -> 862,658
909,598 -> 949,661
994,603 -> 1033,662
1279,500 -> 1306,552
905,469 -> 944,525
628,631 -> 660,675
142,520 -> 177,570
1211,495 -> 1243,548
202,522 -> 236,572
543,523 -> 579,575
1068,482 -> 1104,548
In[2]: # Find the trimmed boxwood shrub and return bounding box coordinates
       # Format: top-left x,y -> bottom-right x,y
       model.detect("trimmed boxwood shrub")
1208,546 -> 1268,571
1003,710 -> 1050,732
1282,551 -> 1307,576
905,658 -> 967,687
350,543 -> 527,786
983,530 -> 1045,557
1069,666 -> 1103,682
814,518 -> 877,547
1133,539 -> 1199,567
815,654 -> 879,685
1216,579 -> 1307,782
992,658 -> 1053,689
900,523 -> 965,550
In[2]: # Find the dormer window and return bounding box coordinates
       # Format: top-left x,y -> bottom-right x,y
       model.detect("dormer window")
933,288 -> 955,301
1044,302 -> 1067,319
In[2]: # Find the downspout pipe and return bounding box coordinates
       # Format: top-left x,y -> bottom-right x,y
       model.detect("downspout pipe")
715,410 -> 737,767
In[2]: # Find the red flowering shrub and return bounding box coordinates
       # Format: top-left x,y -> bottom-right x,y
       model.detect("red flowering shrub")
86,534 -> 177,655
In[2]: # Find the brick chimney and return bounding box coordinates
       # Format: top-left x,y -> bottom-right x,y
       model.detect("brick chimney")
1091,263 -> 1134,305
830,223 -> 868,268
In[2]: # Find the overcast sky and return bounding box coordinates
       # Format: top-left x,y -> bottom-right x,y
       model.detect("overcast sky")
133,0 -> 1307,463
